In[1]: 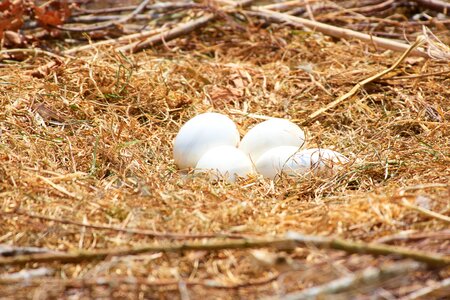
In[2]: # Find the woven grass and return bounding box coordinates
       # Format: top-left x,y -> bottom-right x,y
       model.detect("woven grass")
0,18 -> 449,299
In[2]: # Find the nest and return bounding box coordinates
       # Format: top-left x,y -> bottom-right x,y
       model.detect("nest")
0,0 -> 449,299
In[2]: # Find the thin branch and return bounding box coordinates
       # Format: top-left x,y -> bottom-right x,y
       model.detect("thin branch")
412,0 -> 450,14
1,210 -> 248,240
399,277 -> 450,300
279,261 -> 423,300
0,273 -> 281,289
1,231 -> 449,267
0,48 -> 69,60
0,268 -> 54,281
301,36 -> 425,123
116,0 -> 255,53
56,0 -> 152,32
249,7 -> 428,57
116,14 -> 215,53
73,2 -> 198,16
0,244 -> 59,256
62,27 -> 166,55
401,199 -> 450,224
375,230 -> 450,244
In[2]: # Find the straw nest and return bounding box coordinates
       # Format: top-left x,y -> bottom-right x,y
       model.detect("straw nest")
1,12 -> 449,300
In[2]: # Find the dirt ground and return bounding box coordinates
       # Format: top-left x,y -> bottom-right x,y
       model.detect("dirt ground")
0,2 -> 450,299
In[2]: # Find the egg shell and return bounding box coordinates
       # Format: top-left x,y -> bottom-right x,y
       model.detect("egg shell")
195,146 -> 254,182
255,146 -> 300,179
239,118 -> 305,162
256,147 -> 349,179
173,113 -> 240,169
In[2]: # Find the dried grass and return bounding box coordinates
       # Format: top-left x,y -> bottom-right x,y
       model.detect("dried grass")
0,19 -> 449,299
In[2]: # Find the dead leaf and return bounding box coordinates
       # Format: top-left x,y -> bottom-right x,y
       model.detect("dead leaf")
31,102 -> 65,124
30,59 -> 63,78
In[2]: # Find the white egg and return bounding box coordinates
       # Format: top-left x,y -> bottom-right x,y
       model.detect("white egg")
256,147 -> 349,180
255,146 -> 300,179
195,146 -> 254,182
239,118 -> 305,162
173,112 -> 240,169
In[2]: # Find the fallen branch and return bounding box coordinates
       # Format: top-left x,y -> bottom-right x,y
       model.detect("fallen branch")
2,209 -> 248,240
116,0 -> 255,53
62,27 -> 166,55
302,36 -> 425,123
72,2 -> 198,16
280,261 -> 423,300
399,277 -> 450,300
116,14 -> 215,53
1,231 -> 449,267
412,0 -> 450,15
0,244 -> 59,256
0,268 -> 54,281
249,7 -> 428,57
56,0 -> 152,32
401,198 -> 450,224
0,273 -> 281,289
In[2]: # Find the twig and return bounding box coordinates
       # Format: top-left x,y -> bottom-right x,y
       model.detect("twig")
116,14 -> 215,53
0,273 -> 281,289
302,36 -> 425,123
279,261 -> 423,300
380,70 -> 450,80
411,0 -> 450,15
375,230 -> 450,244
56,0 -> 152,32
0,268 -> 54,281
62,27 -> 166,55
0,244 -> 59,256
73,2 -> 198,15
1,231 -> 449,267
0,48 -> 68,60
401,199 -> 450,224
116,0 -> 255,53
36,175 -> 82,200
399,277 -> 450,300
1,209 -> 248,240
249,7 -> 428,57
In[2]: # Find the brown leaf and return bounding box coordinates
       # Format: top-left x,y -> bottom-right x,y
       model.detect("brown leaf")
33,1 -> 71,27
4,30 -> 23,45
30,59 -> 63,78
31,103 -> 65,124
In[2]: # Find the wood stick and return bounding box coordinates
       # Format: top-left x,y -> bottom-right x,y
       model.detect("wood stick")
0,231 -> 449,267
56,0 -> 152,32
401,199 -> 450,224
280,261 -> 423,300
412,0 -> 450,15
2,209 -> 248,240
73,2 -> 198,16
302,36 -> 425,123
399,277 -> 450,300
62,27 -> 165,55
0,273 -> 281,289
249,7 -> 428,57
116,0 -> 255,53
116,14 -> 215,53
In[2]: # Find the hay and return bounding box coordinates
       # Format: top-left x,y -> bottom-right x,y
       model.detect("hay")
0,1 -> 449,299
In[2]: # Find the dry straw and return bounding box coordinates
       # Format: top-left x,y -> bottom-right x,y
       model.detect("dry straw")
0,0 -> 449,298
